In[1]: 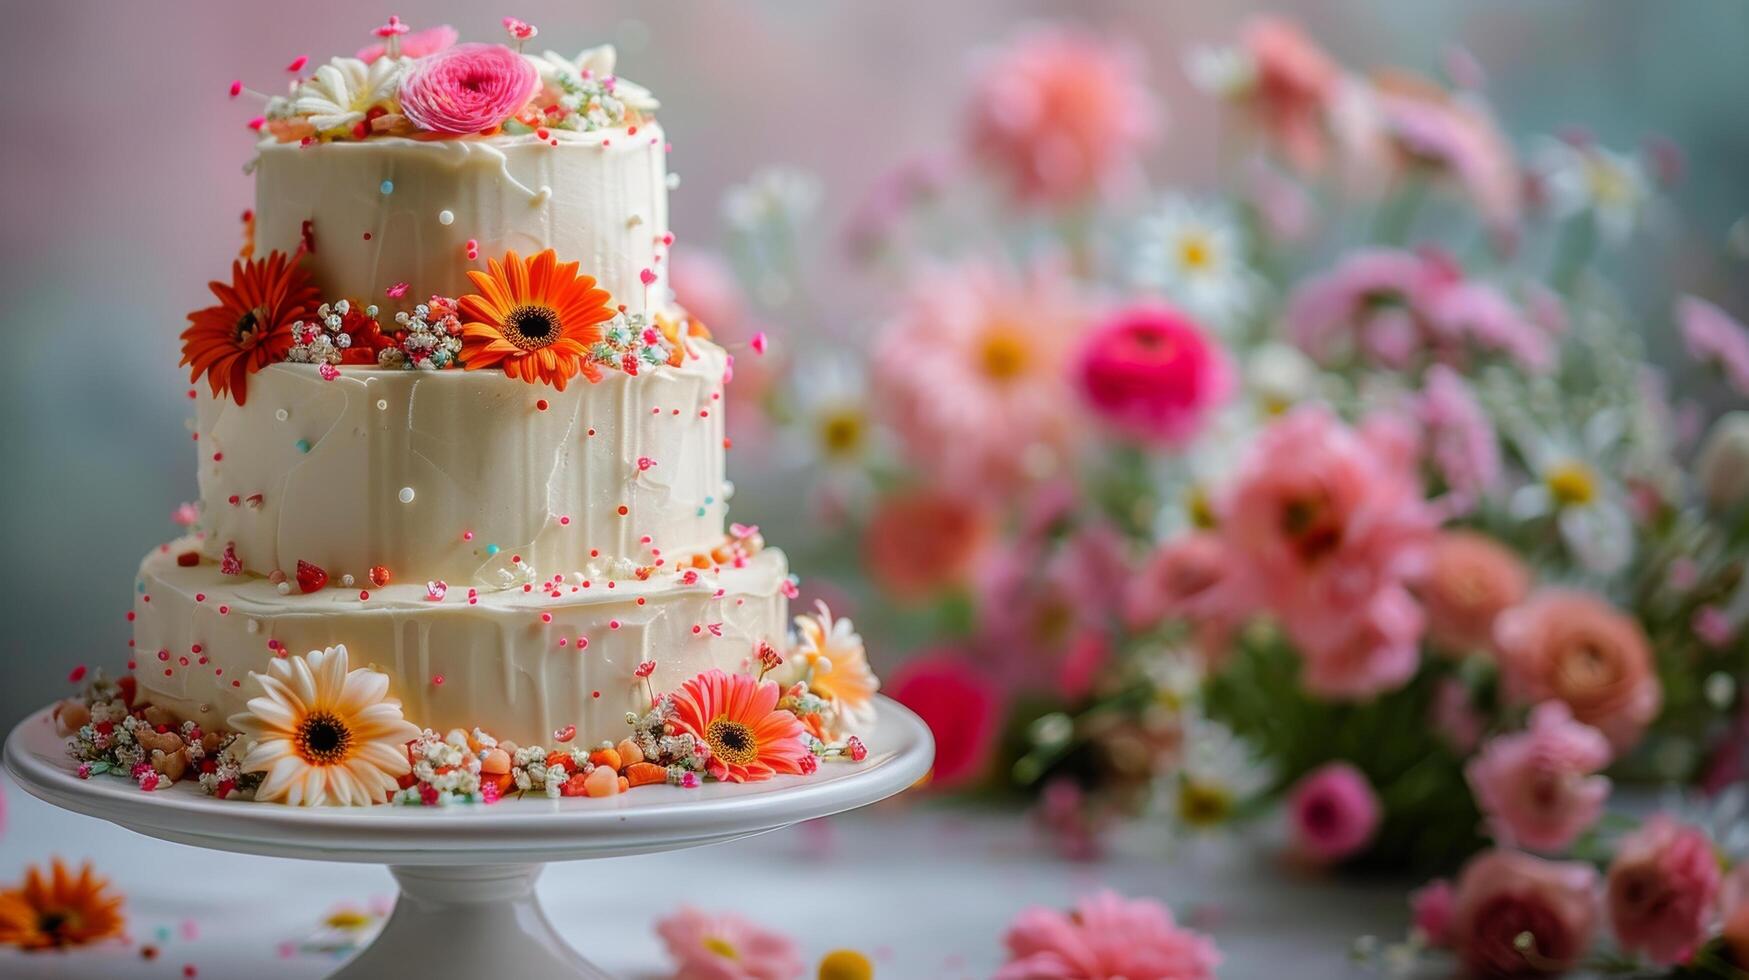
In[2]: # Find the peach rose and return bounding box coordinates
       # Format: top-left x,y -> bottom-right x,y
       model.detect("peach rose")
1494,589 -> 1662,754
1606,816 -> 1721,966
1419,530 -> 1531,655
861,489 -> 991,603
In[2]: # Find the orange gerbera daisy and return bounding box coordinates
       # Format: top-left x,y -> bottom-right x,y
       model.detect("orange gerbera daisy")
180,250 -> 321,405
666,669 -> 812,783
0,859 -> 126,950
457,249 -> 616,390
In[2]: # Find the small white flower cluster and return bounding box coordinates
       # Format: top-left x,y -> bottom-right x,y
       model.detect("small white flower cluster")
625,697 -> 709,779
288,300 -> 376,365
194,732 -> 255,800
511,742 -> 594,799
588,312 -> 674,377
391,728 -> 486,806
378,297 -> 463,370
523,45 -> 659,134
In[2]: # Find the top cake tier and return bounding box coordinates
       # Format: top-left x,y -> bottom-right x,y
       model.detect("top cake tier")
253,126 -> 670,317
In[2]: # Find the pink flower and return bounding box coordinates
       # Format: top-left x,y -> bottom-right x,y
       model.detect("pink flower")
397,43 -> 538,136
1606,816 -> 1722,966
1495,589 -> 1662,754
1426,280 -> 1553,372
1417,530 -> 1530,655
1416,365 -> 1500,513
1450,850 -> 1598,977
1432,678 -> 1486,754
1372,71 -> 1522,243
872,259 -> 1087,494
1123,532 -> 1245,632
1286,763 -> 1382,864
357,24 -> 457,64
976,524 -> 1127,693
1073,305 -> 1234,446
996,890 -> 1220,980
860,488 -> 992,603
967,28 -> 1160,206
664,670 -> 812,783
1239,16 -> 1342,172
1410,879 -> 1455,947
1466,702 -> 1612,852
1678,295 -> 1749,396
888,652 -> 1001,791
1217,406 -> 1435,694
654,906 -> 803,980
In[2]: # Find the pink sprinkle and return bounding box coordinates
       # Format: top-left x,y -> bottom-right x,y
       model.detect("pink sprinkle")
558,515 -> 570,525
639,268 -> 657,286
577,637 -> 589,649
228,80 -> 243,98
636,456 -> 656,471
463,530 -> 474,541
553,724 -> 576,743
750,332 -> 768,355
433,674 -> 445,686
285,55 -> 308,72
67,665 -> 87,684
609,619 -> 621,630
706,622 -> 724,637
247,116 -> 266,132
386,281 -> 409,299
540,612 -> 552,623
317,363 -> 340,381
426,580 -> 448,602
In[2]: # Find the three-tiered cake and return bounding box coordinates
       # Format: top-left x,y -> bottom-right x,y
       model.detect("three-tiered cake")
70,19 -> 877,807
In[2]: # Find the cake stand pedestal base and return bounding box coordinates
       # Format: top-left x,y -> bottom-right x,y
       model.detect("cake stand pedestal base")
4,697 -> 934,980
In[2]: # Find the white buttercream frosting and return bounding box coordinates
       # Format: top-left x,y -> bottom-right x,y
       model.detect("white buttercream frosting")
195,342 -> 731,591
252,121 -> 671,316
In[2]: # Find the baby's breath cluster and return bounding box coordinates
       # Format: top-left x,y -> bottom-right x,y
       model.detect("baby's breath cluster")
288,299 -> 377,364
378,295 -> 464,370
589,312 -> 674,377
626,696 -> 708,782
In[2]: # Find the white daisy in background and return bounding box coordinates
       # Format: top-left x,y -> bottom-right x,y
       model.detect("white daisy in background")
1159,714 -> 1273,834
1139,646 -> 1207,713
1533,138 -> 1655,246
273,57 -> 404,135
1508,410 -> 1636,575
721,168 -> 824,234
1245,341 -> 1320,417
782,352 -> 883,504
1183,43 -> 1257,99
228,645 -> 419,806
1132,196 -> 1261,330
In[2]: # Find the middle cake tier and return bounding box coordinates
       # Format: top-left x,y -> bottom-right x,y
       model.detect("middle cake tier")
196,343 -> 732,592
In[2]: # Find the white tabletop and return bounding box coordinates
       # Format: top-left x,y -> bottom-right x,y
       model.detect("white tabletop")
0,773 -> 1410,978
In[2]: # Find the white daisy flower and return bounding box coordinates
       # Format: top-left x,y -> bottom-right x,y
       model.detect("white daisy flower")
722,168 -> 824,233
1184,44 -> 1257,99
1534,139 -> 1655,246
1132,196 -> 1260,330
276,57 -> 404,135
1508,410 -> 1636,575
1159,715 -> 1273,833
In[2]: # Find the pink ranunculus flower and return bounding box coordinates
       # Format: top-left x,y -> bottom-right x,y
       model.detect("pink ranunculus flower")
654,906 -> 804,980
1418,529 -> 1530,655
1494,589 -> 1662,755
887,652 -> 1001,791
1678,295 -> 1749,397
397,42 -> 539,136
1410,878 -> 1456,947
977,523 -> 1127,694
1466,702 -> 1612,852
872,259 -> 1087,494
1239,15 -> 1342,173
1295,584 -> 1424,700
357,24 -> 458,64
1124,532 -> 1245,632
1432,678 -> 1486,754
1425,280 -> 1553,372
1606,816 -> 1722,966
1286,762 -> 1382,864
1449,849 -> 1599,977
1074,305 -> 1234,447
1372,70 -> 1522,245
996,890 -> 1220,980
967,28 -> 1160,206
1218,405 -> 1436,690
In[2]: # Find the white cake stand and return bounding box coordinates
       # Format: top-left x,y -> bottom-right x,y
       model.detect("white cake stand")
4,696 -> 934,979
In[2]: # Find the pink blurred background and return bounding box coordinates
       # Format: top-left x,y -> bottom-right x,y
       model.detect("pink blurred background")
2,0 -> 1746,726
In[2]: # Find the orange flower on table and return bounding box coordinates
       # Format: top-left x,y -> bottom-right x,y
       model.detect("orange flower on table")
457,249 -> 616,390
0,859 -> 125,950
180,250 -> 321,405
666,669 -> 813,783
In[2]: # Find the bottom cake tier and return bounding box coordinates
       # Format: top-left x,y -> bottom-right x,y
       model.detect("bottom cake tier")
130,539 -> 792,746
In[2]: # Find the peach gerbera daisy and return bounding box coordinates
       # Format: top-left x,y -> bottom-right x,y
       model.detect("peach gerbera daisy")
666,670 -> 812,783
228,645 -> 420,806
790,601 -> 880,736
0,859 -> 126,950
180,250 -> 321,405
457,249 -> 616,390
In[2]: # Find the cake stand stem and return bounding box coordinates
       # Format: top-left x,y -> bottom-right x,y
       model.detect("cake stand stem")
328,864 -> 612,980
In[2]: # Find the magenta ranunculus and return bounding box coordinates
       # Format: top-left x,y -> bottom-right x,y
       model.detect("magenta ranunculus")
1286,762 -> 1382,864
1465,701 -> 1612,853
397,42 -> 538,136
1450,849 -> 1599,977
1074,305 -> 1233,446
887,652 -> 1001,791
1606,816 -> 1722,966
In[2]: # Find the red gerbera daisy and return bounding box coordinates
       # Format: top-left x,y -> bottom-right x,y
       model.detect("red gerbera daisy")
180,251 -> 321,404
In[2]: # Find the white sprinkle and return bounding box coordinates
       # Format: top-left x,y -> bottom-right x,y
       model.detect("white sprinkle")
274,409 -> 289,422
276,581 -> 292,595
246,619 -> 260,634
531,185 -> 552,205
376,399 -> 389,411
438,209 -> 455,226
341,574 -> 355,587
399,487 -> 416,504
665,173 -> 681,190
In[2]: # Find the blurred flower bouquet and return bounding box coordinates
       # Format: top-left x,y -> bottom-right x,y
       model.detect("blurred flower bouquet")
681,14 -> 1749,975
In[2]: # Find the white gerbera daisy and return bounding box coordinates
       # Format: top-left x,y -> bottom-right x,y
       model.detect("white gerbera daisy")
1132,196 -> 1259,329
1508,410 -> 1635,575
278,57 -> 403,135
1160,715 -> 1272,832
788,601 -> 879,735
1534,139 -> 1654,246
228,645 -> 419,806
